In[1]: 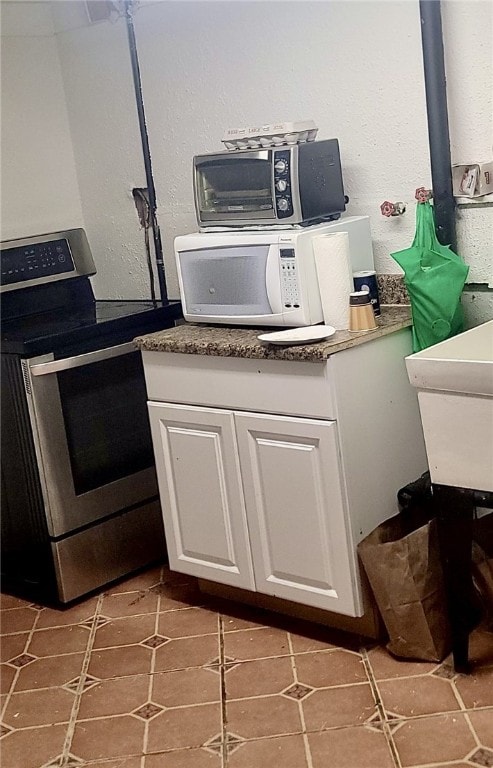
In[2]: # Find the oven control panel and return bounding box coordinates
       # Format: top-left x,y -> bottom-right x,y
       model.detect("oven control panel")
1,239 -> 75,286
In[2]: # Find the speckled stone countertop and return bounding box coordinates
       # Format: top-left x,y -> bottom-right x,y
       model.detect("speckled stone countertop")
135,305 -> 412,363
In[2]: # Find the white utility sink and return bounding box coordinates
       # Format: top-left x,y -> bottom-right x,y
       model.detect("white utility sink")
406,320 -> 493,492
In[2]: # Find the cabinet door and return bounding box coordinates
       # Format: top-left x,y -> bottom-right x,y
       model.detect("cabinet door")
148,403 -> 255,590
235,412 -> 360,616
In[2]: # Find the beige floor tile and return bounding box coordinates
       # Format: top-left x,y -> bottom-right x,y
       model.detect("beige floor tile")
378,675 -> 461,717
0,594 -> 30,610
0,663 -> 17,694
468,708 -> 493,748
3,686 -> 74,728
0,723 -> 67,768
0,633 -> 29,663
146,702 -> 222,753
366,646 -> 436,680
220,604 -> 272,632
226,694 -> 302,740
225,656 -> 296,699
158,606 -> 219,638
100,590 -> 159,618
156,584 -> 205,612
13,651 -> 85,692
295,649 -> 367,688
2,566 -> 490,768
0,607 -> 38,635
391,713 -> 477,766
27,624 -> 91,657
308,725 -> 396,768
77,674 -> 150,719
426,764 -> 475,768
152,666 -> 221,707
224,627 -> 290,662
154,634 -> 219,672
0,593 -> 33,621
92,614 -> 157,649
290,631 -> 338,654
455,666 -> 493,709
302,684 -> 377,730
71,714 -> 146,761
228,734 -> 309,767
145,748 -> 221,766
36,597 -> 98,629
88,643 -> 153,680
74,759 -> 142,768
104,566 -> 164,595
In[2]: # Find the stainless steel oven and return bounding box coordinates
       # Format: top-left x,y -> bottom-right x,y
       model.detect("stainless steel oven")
1,229 -> 182,604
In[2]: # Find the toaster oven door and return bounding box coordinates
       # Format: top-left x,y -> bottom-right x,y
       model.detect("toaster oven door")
194,152 -> 275,223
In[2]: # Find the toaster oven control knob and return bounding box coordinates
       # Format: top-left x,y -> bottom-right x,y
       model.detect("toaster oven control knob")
274,159 -> 287,173
277,198 -> 289,211
276,179 -> 287,192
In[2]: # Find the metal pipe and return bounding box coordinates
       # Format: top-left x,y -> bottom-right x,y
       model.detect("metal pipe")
419,0 -> 457,250
123,0 -> 168,303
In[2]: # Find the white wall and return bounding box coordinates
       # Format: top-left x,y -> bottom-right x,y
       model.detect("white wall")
137,0 -> 434,298
0,1 -> 83,241
52,1 -> 152,300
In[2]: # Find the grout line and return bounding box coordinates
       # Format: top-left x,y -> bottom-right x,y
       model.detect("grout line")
360,648 -> 386,721
462,709 -> 482,750
1,605 -> 42,722
218,614 -> 228,768
142,564 -> 164,761
288,632 -> 314,768
361,647 -> 402,768
450,675 -> 472,714
60,592 -> 105,765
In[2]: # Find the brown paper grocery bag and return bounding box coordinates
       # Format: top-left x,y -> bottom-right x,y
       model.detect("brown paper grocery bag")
358,516 -> 451,662
472,542 -> 493,629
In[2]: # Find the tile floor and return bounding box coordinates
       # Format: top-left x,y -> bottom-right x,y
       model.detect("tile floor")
1,563 -> 492,768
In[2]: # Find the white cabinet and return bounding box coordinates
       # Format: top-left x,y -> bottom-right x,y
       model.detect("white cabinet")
144,327 -> 428,619
149,403 -> 358,615
148,403 -> 254,590
235,412 -> 357,615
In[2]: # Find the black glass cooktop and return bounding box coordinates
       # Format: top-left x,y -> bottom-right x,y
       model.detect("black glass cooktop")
1,298 -> 182,357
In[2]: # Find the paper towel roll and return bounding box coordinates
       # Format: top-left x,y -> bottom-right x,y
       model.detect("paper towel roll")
313,232 -> 353,330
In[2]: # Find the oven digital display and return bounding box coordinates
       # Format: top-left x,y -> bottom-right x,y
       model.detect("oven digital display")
1,238 -> 75,286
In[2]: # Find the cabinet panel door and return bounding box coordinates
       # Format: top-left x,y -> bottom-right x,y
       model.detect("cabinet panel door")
148,403 -> 255,589
235,412 -> 359,616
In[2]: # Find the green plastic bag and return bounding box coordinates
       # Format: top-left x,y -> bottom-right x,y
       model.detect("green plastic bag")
391,202 -> 469,353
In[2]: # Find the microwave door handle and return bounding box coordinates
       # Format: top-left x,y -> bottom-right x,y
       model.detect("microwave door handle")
265,244 -> 283,315
29,341 -> 137,377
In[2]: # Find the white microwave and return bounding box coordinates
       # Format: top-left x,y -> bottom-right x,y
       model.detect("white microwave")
174,217 -> 374,327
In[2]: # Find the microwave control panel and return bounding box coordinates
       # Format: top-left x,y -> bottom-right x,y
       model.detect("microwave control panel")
274,150 -> 294,219
279,248 -> 301,308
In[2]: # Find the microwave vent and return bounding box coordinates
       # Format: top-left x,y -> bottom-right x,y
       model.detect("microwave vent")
222,120 -> 318,151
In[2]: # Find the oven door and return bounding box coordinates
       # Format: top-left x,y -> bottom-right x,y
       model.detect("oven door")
23,342 -> 157,537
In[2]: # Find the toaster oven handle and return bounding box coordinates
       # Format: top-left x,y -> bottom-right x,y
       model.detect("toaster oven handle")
29,341 -> 137,376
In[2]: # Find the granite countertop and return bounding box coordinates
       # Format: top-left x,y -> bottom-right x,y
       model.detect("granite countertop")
135,305 -> 412,363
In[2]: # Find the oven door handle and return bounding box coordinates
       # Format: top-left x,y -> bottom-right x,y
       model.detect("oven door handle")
29,341 -> 137,376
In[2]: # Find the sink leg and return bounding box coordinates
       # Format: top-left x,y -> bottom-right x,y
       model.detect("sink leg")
432,484 -> 477,674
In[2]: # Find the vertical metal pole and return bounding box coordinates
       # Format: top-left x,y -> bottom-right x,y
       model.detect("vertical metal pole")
419,0 -> 457,250
124,0 -> 168,303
